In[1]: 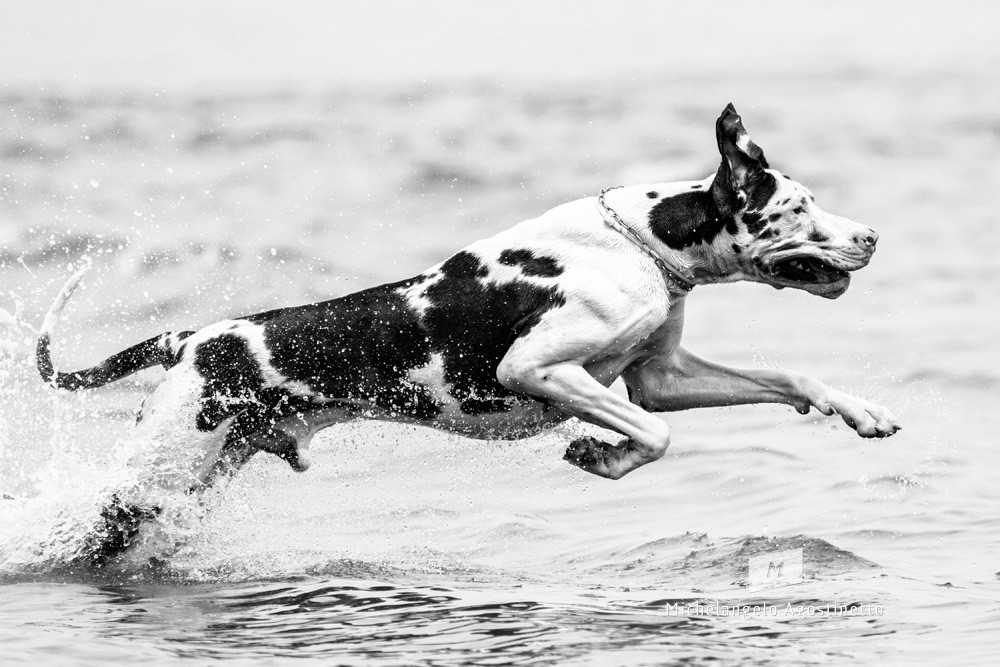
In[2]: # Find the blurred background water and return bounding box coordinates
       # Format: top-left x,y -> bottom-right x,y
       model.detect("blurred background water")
1,1 -> 998,664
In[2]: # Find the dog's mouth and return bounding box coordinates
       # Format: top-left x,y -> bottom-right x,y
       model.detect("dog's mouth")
767,255 -> 850,284
758,254 -> 853,298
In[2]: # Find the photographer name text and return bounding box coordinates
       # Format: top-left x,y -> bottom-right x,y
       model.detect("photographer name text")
663,602 -> 884,618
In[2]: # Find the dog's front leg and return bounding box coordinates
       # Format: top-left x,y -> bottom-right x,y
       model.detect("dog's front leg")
625,347 -> 901,438
498,356 -> 671,480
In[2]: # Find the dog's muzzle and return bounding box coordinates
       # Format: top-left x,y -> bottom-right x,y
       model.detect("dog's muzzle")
755,248 -> 874,299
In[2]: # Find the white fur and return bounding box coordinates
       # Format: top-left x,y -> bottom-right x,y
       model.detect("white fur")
735,132 -> 752,153
397,270 -> 442,317
406,352 -> 462,417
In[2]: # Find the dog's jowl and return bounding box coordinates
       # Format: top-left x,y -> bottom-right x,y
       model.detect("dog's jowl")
37,104 -> 900,564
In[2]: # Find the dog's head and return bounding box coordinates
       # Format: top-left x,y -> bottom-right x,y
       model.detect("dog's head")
712,104 -> 878,299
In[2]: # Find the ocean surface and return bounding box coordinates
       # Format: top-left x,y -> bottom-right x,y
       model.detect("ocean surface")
1,69 -> 998,664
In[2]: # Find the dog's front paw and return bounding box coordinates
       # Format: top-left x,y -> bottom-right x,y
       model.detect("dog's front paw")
820,392 -> 901,438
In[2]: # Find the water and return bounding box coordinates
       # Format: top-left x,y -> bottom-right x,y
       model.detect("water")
1,69 -> 999,663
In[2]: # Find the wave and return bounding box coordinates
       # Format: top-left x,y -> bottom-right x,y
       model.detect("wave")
582,533 -> 877,592
901,369 -> 1000,390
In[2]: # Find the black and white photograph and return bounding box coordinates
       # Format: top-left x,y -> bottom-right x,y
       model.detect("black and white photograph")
1,1 -> 997,664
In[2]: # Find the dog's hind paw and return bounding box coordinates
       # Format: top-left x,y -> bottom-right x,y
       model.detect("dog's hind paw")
75,497 -> 161,568
564,436 -> 609,468
276,447 -> 311,472
564,436 -> 635,479
270,438 -> 311,472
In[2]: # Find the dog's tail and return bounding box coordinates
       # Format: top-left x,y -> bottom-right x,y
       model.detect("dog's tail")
36,266 -> 194,391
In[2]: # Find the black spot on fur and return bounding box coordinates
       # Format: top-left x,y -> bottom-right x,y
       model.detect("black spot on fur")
646,191 -> 659,199
165,331 -> 194,367
498,248 -> 564,277
648,190 -> 736,249
653,162 -> 778,249
808,228 -> 828,243
742,211 -> 766,235
247,250 -> 565,419
747,172 -> 778,211
732,244 -> 742,254
246,281 -> 437,420
758,227 -> 775,240
440,251 -> 489,280
738,172 -> 780,235
768,212 -> 782,222
423,252 -> 566,414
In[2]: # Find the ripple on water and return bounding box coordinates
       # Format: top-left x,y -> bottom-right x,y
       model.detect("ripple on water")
0,571 -> 974,665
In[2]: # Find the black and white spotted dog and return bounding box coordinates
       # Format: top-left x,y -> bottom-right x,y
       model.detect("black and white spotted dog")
37,104 -> 900,564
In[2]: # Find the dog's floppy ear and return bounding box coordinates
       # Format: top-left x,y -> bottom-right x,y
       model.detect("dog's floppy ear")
715,103 -> 769,198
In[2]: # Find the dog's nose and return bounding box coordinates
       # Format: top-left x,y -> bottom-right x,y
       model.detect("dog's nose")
854,228 -> 878,249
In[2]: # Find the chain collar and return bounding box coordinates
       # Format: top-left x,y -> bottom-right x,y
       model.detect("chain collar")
596,186 -> 695,295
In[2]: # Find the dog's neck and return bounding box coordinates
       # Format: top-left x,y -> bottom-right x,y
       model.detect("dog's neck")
601,175 -> 750,288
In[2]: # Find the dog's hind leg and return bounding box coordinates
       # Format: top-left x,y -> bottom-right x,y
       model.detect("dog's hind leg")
201,405 -> 274,484
123,364 -> 236,490
249,421 -> 313,473
203,403 -> 311,487
210,402 -> 343,481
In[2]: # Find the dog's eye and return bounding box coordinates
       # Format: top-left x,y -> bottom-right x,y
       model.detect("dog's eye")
792,206 -> 804,215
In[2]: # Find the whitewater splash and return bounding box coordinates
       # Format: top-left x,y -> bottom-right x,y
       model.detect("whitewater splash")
1,299 -> 196,574
0,434 -> 212,577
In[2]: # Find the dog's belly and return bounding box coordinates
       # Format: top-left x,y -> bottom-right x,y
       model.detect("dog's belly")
394,394 -> 569,440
